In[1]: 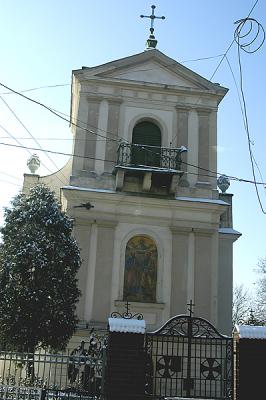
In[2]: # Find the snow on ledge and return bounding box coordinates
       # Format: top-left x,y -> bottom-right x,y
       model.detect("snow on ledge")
235,325 -> 266,339
108,318 -> 146,334
175,196 -> 229,206
219,228 -> 242,235
63,186 -> 116,194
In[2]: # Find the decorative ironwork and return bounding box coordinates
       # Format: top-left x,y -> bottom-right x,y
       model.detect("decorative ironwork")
200,358 -> 222,380
187,299 -> 195,317
156,356 -> 181,378
0,329 -> 108,400
111,300 -> 143,320
145,315 -> 233,399
116,142 -> 187,171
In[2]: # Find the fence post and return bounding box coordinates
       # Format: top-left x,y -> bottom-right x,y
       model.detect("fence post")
105,317 -> 146,400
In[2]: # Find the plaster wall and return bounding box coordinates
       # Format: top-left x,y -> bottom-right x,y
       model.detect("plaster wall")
123,104 -> 173,146
73,223 -> 91,320
91,223 -> 116,322
170,229 -> 189,315
194,232 -> 215,324
218,234 -> 234,335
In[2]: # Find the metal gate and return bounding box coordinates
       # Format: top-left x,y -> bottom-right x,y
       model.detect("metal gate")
145,315 -> 233,399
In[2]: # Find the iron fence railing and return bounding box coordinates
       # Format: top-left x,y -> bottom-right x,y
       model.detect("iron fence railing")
117,142 -> 187,171
0,332 -> 107,400
145,315 -> 233,399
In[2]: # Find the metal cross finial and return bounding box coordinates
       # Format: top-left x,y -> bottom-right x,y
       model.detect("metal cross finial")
125,300 -> 130,315
187,300 -> 195,317
140,5 -> 165,50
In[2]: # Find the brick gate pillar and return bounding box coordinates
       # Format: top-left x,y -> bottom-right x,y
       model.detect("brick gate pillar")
105,318 -> 146,400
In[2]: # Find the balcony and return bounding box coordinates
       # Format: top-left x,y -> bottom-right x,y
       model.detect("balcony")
114,142 -> 187,194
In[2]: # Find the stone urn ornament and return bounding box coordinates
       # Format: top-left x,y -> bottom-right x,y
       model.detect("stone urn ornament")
27,154 -> 40,174
217,174 -> 230,193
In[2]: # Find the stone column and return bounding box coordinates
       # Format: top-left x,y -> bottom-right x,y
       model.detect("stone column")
23,173 -> 40,195
187,229 -> 196,307
72,94 -> 91,175
170,227 -> 191,316
83,96 -> 101,172
175,107 -> 189,184
84,222 -> 98,322
187,109 -> 198,186
104,98 -> 122,173
194,228 -> 217,326
197,108 -> 211,185
91,221 -> 117,321
95,99 -> 109,174
209,109 -> 218,188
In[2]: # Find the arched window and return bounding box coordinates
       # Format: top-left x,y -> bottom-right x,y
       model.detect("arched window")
131,121 -> 161,167
123,235 -> 158,303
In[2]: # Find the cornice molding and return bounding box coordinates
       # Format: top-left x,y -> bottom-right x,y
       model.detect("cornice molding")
193,227 -> 216,236
86,94 -> 123,104
170,226 -> 192,234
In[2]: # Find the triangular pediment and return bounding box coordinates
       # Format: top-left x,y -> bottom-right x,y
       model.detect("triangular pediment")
101,60 -> 202,89
78,50 -> 227,94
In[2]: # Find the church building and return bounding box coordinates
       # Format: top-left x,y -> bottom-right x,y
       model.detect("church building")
23,15 -> 240,336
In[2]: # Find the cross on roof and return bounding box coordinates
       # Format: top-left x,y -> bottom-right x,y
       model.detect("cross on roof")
140,5 -> 165,50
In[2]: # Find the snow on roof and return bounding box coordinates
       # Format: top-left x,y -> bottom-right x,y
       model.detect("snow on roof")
235,325 -> 266,339
175,196 -> 229,206
63,186 -> 116,194
108,318 -> 146,334
219,228 -> 242,236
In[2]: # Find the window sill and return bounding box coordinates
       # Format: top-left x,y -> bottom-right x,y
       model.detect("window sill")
114,300 -> 165,310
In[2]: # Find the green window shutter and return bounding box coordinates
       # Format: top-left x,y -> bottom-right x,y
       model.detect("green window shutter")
132,122 -> 161,167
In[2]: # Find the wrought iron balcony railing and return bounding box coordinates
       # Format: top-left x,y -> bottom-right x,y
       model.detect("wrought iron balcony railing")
116,142 -> 187,171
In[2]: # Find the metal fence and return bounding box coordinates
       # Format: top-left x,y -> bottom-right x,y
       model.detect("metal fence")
145,315 -> 233,399
117,142 -> 187,171
0,332 -> 107,400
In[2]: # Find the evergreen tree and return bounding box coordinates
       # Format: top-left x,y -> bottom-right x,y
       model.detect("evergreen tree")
0,184 -> 81,352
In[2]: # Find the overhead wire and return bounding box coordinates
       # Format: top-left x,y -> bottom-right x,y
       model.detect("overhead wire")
210,0 -> 259,81
0,0 -> 263,201
234,14 -> 266,213
0,81 -> 121,143
0,96 -> 69,185
0,95 -> 66,180
0,84 -> 70,95
1,140 -> 266,187
225,54 -> 266,199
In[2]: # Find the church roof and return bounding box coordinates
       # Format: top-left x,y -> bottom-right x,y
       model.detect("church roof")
73,49 -> 228,98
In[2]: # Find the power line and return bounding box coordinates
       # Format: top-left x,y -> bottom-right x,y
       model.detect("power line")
0,84 -> 70,95
0,141 -> 115,164
1,140 -> 266,187
235,18 -> 266,213
0,171 -> 22,182
209,0 -> 259,81
181,54 -> 225,64
0,96 -> 69,185
0,81 -> 120,143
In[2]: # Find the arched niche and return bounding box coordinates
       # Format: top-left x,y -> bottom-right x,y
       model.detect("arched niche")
131,121 -> 162,167
123,235 -> 158,303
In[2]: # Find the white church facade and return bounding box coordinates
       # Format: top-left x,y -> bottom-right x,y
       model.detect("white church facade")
23,49 -> 240,336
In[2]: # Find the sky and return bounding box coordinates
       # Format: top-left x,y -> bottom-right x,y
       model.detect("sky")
0,0 -> 265,293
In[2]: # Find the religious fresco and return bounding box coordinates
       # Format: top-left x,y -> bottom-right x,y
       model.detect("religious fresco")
123,235 -> 158,303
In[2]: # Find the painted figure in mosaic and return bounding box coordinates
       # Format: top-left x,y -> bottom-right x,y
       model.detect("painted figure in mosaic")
124,236 -> 157,302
